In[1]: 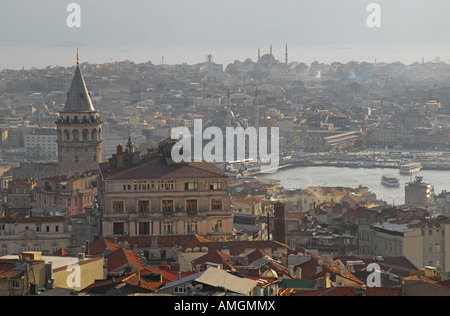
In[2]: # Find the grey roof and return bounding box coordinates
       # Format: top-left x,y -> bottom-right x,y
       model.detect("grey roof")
160,267 -> 257,295
63,65 -> 95,113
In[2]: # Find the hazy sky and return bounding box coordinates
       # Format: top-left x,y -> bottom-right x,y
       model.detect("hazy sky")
1,0 -> 450,47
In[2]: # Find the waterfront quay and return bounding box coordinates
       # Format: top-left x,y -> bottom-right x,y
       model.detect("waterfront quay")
279,150 -> 450,171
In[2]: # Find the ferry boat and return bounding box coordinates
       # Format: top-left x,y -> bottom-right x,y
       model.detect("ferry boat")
399,163 -> 422,175
381,175 -> 400,187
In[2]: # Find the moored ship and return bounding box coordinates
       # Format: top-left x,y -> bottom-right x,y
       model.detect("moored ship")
381,175 -> 400,187
399,163 -> 422,175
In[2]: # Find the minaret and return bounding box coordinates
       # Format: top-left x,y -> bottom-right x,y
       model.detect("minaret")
285,43 -> 288,65
56,50 -> 102,176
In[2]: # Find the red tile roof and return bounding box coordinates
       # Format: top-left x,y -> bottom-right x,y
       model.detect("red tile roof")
296,255 -> 364,285
121,273 -> 164,292
0,262 -> 26,279
293,287 -> 402,296
52,248 -> 71,256
99,155 -> 227,180
105,247 -> 145,273
137,268 -> 195,283
88,238 -> 120,256
0,212 -> 64,224
180,240 -> 292,256
336,255 -> 419,277
246,249 -> 269,265
366,287 -> 402,296
109,234 -> 211,250
81,273 -> 164,293
191,250 -> 234,270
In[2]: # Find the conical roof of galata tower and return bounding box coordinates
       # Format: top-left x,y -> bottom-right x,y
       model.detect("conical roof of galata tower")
63,64 -> 95,113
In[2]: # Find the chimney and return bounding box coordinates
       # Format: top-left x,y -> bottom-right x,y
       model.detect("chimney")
85,240 -> 90,256
117,145 -> 123,155
273,202 -> 287,244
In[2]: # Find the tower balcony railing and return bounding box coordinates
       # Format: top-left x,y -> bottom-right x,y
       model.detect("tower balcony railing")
56,118 -> 102,125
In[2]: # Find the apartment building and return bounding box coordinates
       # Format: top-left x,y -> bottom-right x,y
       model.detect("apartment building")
32,172 -> 99,216
0,213 -> 72,255
358,217 -> 450,273
24,128 -> 58,160
98,138 -> 234,242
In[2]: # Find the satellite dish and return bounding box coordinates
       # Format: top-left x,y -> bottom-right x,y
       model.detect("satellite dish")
318,259 -> 323,266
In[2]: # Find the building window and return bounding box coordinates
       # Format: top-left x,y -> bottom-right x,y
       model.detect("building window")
112,201 -> 124,213
186,221 -> 198,234
139,222 -> 150,235
185,180 -> 198,191
162,222 -> 174,235
138,200 -> 150,213
211,220 -> 223,233
186,199 -> 198,215
1,245 -> 8,256
211,199 -> 223,210
113,222 -> 125,235
12,279 -> 21,289
210,180 -> 222,190
162,200 -> 174,215
174,285 -> 185,295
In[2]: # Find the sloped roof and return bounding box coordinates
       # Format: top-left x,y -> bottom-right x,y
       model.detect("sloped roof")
191,250 -> 234,270
108,235 -> 210,250
81,272 -> 164,293
161,267 -> 257,295
63,65 -> 96,113
88,238 -> 120,256
336,255 -> 419,278
180,240 -> 292,256
52,248 -> 71,256
99,155 -> 227,180
0,261 -> 26,279
105,247 -> 145,273
0,212 -> 64,224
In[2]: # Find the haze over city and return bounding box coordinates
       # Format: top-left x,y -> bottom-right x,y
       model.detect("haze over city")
2,0 -> 450,299
2,0 -> 450,68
